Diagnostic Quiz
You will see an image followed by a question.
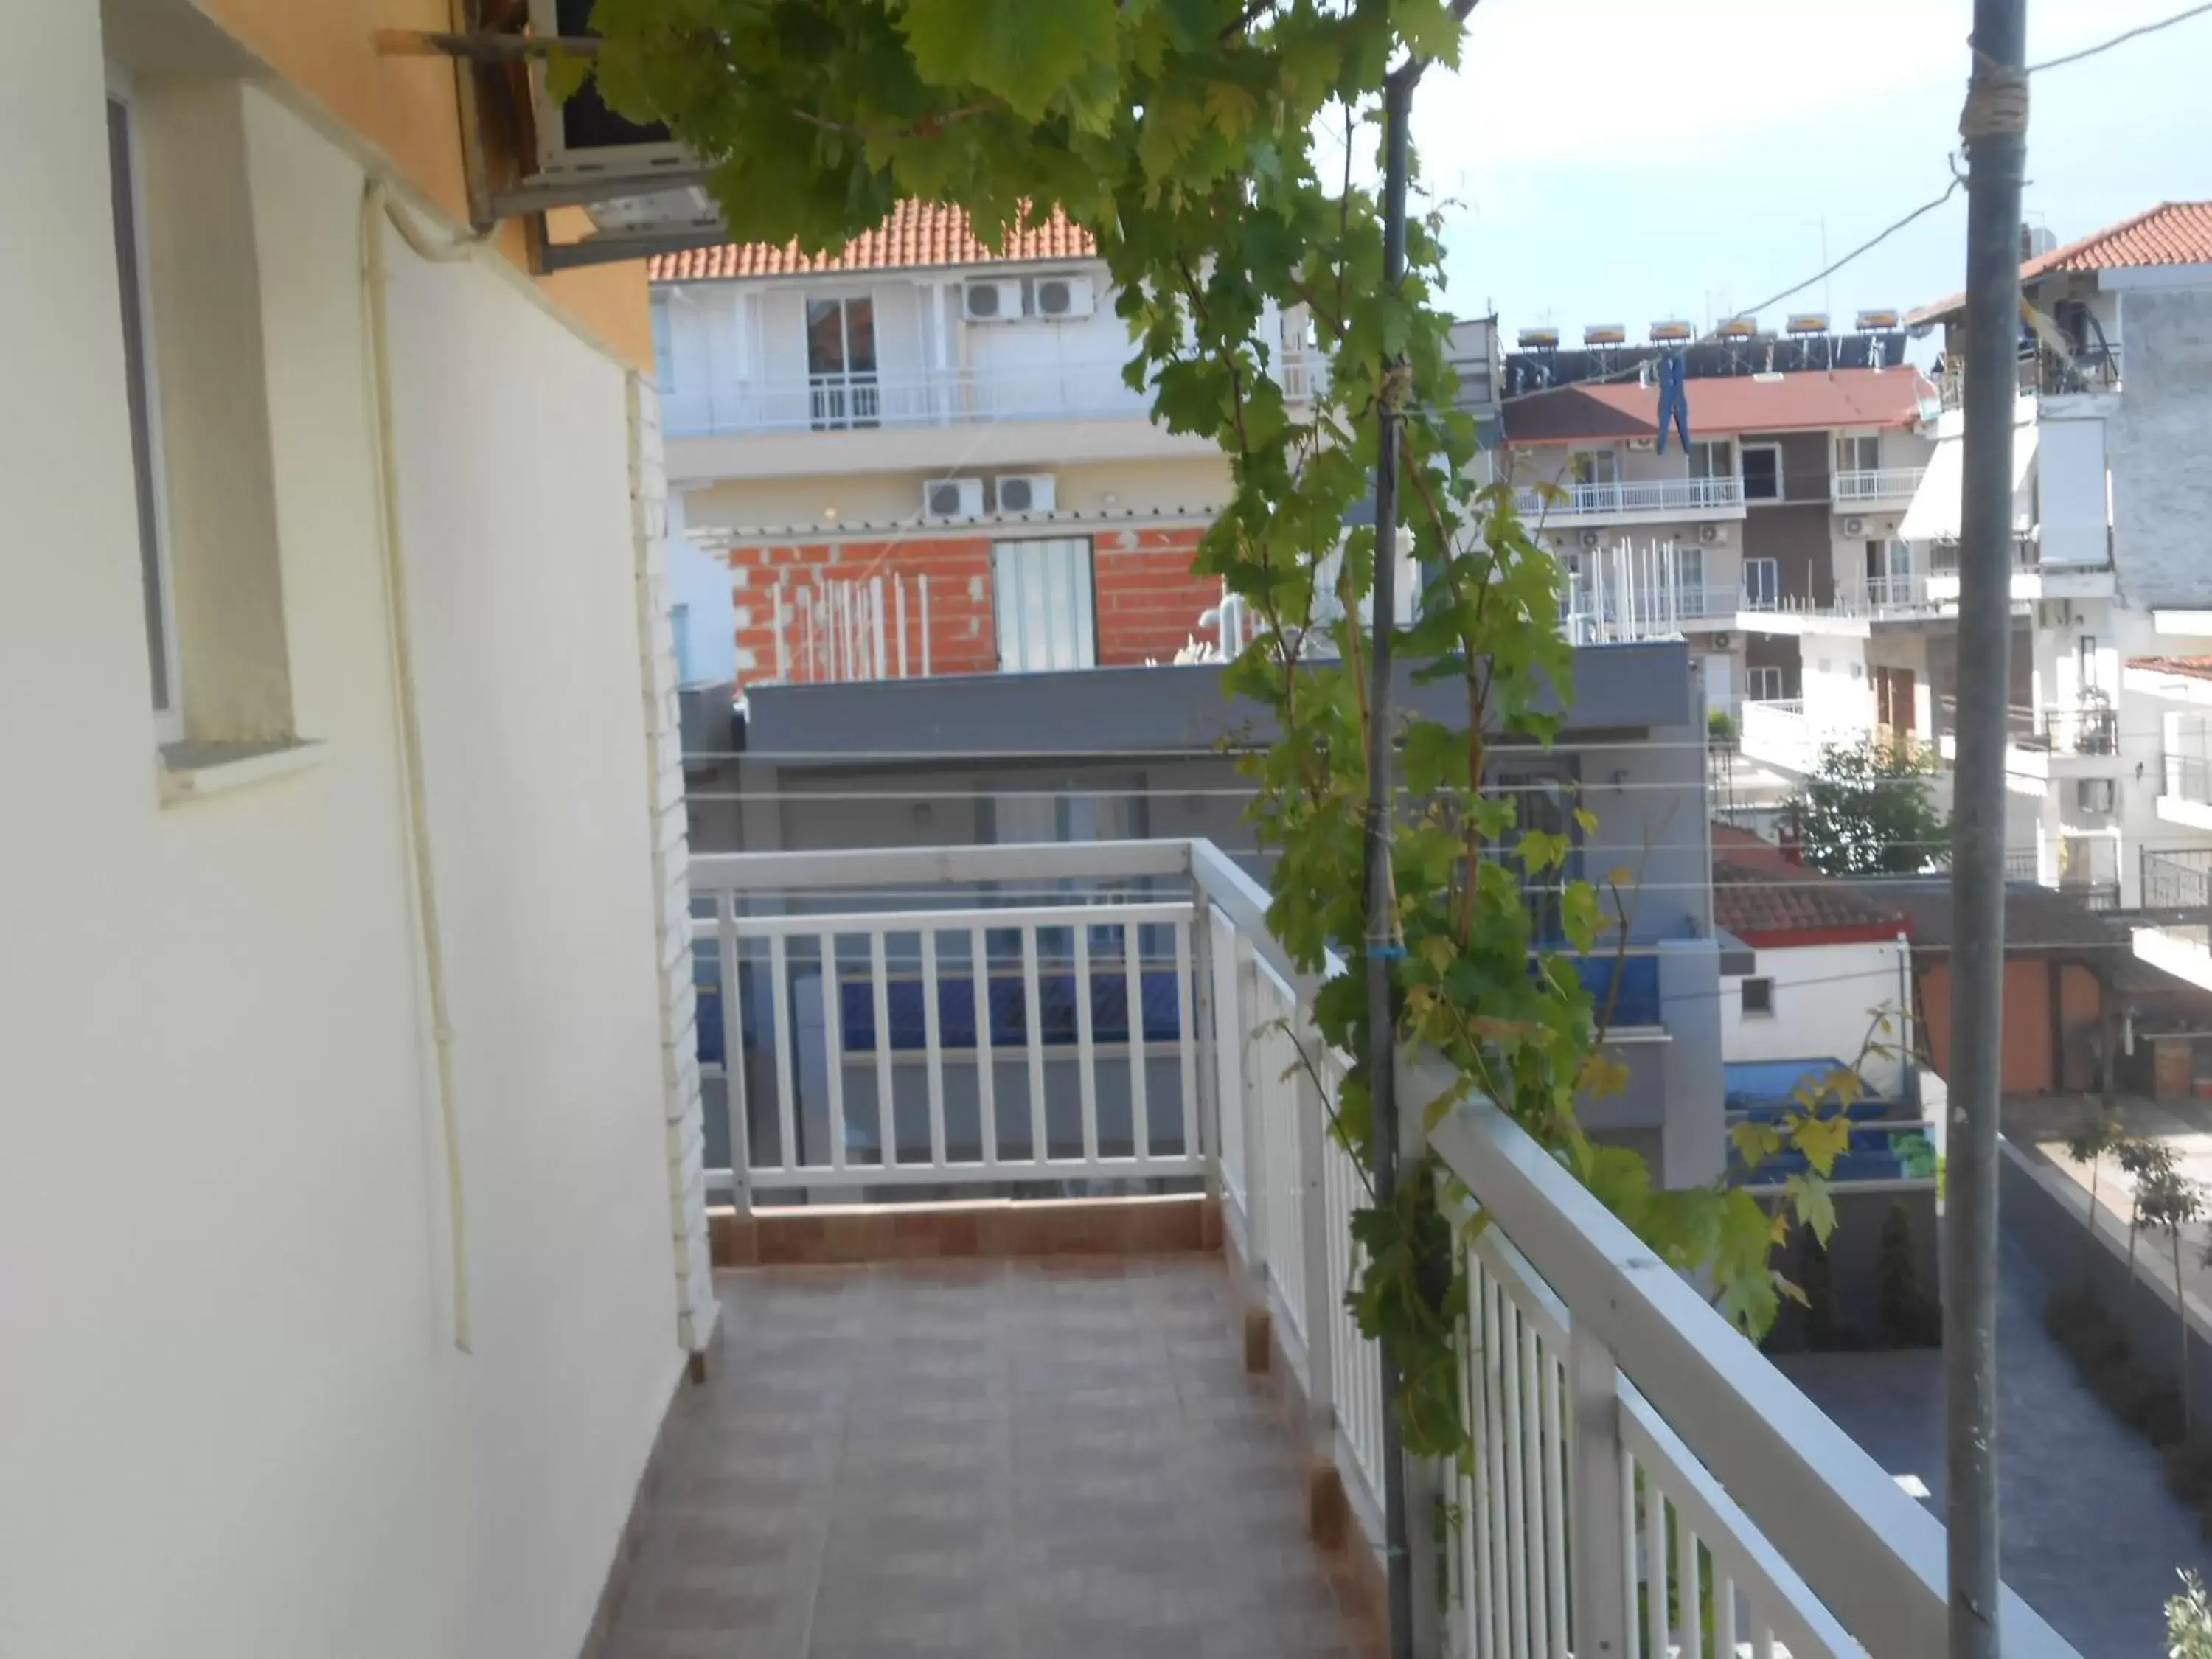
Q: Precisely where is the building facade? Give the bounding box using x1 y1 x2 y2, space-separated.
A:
4 4 711 1656
1497 327 1936 723
1745 206 2212 920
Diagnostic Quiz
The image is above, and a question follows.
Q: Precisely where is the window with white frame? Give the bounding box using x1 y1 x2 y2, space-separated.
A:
804 295 877 429
1745 664 1784 700
1742 557 1780 608
1834 433 1880 475
1568 448 1619 487
1687 439 1733 481
992 537 1096 672
1739 442 1783 502
105 87 181 740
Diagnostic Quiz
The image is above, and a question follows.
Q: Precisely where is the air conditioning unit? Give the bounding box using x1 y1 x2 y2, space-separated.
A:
993 473 1057 515
1843 516 1866 537
1031 275 1096 320
1627 437 1655 453
963 279 1024 322
921 477 986 520
2075 778 2117 815
1700 524 1724 544
1710 633 1735 649
1579 528 1602 549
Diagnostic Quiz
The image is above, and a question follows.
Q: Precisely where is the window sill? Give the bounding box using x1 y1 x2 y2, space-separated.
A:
158 738 326 805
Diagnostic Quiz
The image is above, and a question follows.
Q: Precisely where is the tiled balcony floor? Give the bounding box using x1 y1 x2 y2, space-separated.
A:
605 1256 1376 1659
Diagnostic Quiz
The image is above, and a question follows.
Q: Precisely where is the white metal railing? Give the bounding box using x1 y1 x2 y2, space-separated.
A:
686 838 2078 1659
664 363 1155 437
1514 476 1745 518
1832 467 1927 504
765 570 935 685
1739 698 1814 773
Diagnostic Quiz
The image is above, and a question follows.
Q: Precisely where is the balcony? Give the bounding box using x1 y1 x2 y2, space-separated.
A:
1513 474 1745 524
1925 536 2113 604
2142 846 2212 913
647 838 2072 1658
1937 344 2123 410
1832 467 1926 507
2159 754 2212 833
1562 580 1742 645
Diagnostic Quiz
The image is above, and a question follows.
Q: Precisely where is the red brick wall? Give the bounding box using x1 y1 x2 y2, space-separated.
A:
1093 527 1218 666
725 525 1219 688
728 538 995 689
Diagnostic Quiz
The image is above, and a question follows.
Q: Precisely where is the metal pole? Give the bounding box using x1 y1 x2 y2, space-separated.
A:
1360 63 1417 1659
1945 5 2028 1657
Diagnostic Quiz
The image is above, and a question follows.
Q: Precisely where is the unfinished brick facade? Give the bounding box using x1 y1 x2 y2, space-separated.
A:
726 524 1216 688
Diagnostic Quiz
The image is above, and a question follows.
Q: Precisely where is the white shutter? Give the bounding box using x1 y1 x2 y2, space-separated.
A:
992 538 1096 672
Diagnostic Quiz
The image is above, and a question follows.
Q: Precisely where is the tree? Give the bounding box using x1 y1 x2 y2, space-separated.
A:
2121 1135 2180 1292
582 0 1833 1461
2141 1166 2208 1430
1788 735 1950 877
2168 1568 2212 1658
2065 1102 2127 1278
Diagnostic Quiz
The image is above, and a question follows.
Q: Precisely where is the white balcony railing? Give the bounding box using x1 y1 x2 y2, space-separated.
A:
667 355 1324 439
1514 476 1745 519
1833 467 1927 504
1565 581 1741 645
690 838 2076 1658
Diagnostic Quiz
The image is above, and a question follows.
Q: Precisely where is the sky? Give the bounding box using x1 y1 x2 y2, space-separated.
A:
1406 0 2212 338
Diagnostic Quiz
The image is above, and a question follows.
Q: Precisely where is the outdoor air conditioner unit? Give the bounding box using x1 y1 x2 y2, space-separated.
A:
1032 275 1096 320
1843 515 1867 538
1627 437 1655 453
922 477 987 520
2076 778 2117 815
1700 524 1724 544
1579 528 1602 549
992 473 1057 515
964 279 1025 322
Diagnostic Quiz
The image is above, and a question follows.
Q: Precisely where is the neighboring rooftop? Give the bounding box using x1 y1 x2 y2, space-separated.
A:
1503 366 1930 446
1710 826 1909 945
1908 201 2212 323
648 203 1095 283
2129 655 2212 683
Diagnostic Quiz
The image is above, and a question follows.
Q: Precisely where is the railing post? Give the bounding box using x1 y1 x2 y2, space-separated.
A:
714 890 752 1218
1295 1004 1335 1450
1192 902 1222 1207
1235 934 1267 1285
1568 1323 1632 1658
1395 1054 1442 1658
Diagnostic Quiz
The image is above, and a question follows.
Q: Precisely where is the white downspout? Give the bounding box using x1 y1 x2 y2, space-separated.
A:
359 179 488 1354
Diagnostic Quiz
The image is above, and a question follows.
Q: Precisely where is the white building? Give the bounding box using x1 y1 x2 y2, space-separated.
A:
1753 204 2212 918
650 205 1500 690
3 4 712 1655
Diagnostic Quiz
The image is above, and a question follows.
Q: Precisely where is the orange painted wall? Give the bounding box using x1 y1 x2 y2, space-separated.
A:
1917 959 2104 1095
193 0 652 368
726 527 1219 690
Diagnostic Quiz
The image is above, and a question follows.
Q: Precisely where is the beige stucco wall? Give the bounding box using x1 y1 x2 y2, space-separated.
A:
1 10 682 1656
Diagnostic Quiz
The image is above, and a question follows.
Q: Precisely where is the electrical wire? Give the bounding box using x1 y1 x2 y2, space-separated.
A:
2028 2 2212 72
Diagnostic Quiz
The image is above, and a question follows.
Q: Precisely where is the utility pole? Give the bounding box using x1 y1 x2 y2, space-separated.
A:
1945 3 2028 1656
1361 58 1417 1659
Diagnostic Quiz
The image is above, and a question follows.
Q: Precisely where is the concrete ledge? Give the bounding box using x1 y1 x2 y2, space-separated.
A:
707 1193 1220 1268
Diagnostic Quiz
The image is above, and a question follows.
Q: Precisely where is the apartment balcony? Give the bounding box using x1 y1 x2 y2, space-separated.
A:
1832 467 1926 507
2158 754 2212 834
2141 846 2212 914
1924 537 2114 605
631 837 2071 1659
1562 580 1742 646
1736 698 1839 774
665 364 1229 479
1514 474 1746 527
1937 345 2124 411
1935 702 2114 785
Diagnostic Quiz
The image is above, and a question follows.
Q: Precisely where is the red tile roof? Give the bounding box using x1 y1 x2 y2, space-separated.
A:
2129 655 2212 683
1503 366 1929 446
1908 201 2212 323
648 203 1096 283
1711 826 1910 946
